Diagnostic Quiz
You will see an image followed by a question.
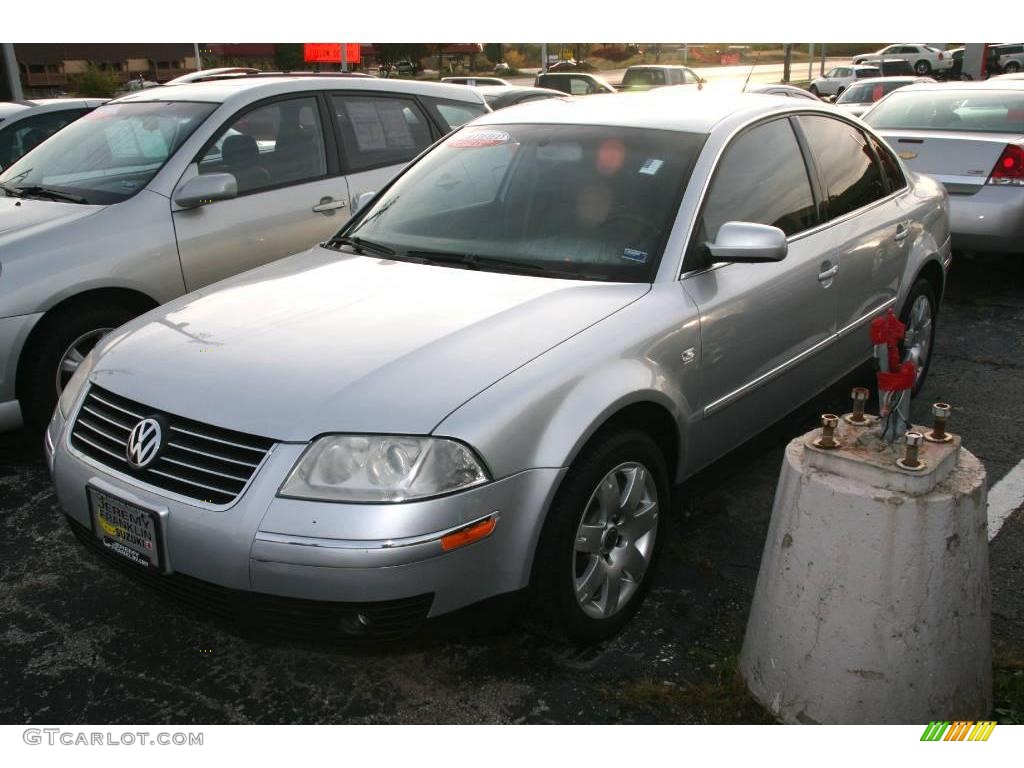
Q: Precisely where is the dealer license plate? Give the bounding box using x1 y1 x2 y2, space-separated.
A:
88 488 162 569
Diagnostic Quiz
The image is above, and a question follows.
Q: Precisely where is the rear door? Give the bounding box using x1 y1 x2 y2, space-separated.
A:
172 93 348 290
681 116 835 467
796 115 909 366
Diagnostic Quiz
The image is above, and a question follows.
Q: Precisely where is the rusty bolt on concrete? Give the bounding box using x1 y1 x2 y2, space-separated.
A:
813 413 841 449
926 402 953 443
844 387 873 426
897 430 926 471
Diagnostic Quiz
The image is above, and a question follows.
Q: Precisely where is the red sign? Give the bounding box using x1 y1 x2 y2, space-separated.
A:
304 43 361 64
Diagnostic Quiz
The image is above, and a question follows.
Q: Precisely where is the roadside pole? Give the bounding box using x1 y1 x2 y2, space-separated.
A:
341 43 348 72
1 43 24 102
782 44 791 83
540 43 547 74
193 43 202 72
808 43 814 81
820 44 826 76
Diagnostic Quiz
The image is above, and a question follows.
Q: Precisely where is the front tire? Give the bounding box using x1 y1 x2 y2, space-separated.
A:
531 427 668 643
808 84 820 97
19 303 137 432
899 278 938 397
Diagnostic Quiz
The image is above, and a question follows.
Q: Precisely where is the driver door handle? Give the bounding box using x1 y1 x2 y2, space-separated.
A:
893 223 909 242
818 264 840 282
312 197 346 214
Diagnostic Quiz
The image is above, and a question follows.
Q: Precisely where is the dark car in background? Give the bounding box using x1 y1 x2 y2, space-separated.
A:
475 86 566 110
534 72 616 95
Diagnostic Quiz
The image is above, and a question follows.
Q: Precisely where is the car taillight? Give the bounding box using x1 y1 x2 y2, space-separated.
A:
988 144 1024 185
938 52 944 60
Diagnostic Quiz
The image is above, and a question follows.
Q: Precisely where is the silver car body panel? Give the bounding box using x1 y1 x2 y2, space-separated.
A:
50 89 951 617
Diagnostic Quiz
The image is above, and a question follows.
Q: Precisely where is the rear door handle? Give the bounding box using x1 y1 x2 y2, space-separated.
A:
312 197 347 214
893 223 909 242
818 264 840 282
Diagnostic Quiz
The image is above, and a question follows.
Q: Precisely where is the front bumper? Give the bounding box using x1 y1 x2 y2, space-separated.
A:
948 185 1024 254
47 407 565 627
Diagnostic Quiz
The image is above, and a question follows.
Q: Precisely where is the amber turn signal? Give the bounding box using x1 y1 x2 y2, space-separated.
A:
441 516 498 552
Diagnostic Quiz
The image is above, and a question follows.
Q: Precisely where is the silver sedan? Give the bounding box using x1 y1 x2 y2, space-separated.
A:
48 90 950 642
864 80 1024 253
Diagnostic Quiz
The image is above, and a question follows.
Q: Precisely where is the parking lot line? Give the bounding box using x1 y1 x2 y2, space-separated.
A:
988 457 1024 541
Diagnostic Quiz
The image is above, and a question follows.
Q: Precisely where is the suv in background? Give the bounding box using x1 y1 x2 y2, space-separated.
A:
619 65 703 90
991 44 1024 73
0 98 106 171
853 44 954 76
809 64 880 98
0 76 488 433
534 72 616 95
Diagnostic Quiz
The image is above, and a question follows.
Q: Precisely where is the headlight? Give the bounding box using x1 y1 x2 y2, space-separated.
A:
58 350 96 419
278 435 490 503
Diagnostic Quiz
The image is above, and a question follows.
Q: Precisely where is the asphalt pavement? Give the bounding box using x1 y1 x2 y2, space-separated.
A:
1 254 1021 724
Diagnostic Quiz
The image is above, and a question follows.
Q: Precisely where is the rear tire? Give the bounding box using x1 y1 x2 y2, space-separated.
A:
808 84 820 97
915 60 933 76
20 303 137 433
1005 61 1021 73
899 278 938 397
531 427 668 644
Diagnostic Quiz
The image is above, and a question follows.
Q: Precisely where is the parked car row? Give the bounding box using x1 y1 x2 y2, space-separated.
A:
0 97 106 171
15 67 1022 644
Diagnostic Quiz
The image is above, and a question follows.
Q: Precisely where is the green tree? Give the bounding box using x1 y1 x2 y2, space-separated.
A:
74 65 119 98
274 43 304 71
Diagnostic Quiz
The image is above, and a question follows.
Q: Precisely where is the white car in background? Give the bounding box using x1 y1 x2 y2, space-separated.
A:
0 98 106 171
808 65 880 98
853 45 954 76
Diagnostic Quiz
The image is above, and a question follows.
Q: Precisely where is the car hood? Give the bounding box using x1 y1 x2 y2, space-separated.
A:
0 195 104 244
91 246 649 441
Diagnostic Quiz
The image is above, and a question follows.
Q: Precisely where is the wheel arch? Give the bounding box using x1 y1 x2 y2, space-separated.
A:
15 287 159 403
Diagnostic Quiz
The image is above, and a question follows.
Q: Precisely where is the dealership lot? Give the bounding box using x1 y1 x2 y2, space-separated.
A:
1 253 1021 724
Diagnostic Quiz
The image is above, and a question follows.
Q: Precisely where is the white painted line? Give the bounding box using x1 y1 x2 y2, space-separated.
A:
988 457 1024 542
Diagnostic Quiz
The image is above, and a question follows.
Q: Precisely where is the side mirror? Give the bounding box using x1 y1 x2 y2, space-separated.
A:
354 191 376 213
706 221 788 263
174 173 238 209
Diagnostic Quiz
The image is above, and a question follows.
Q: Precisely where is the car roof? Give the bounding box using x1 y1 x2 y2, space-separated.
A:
626 64 692 69
471 87 839 133
893 79 1024 93
475 85 561 95
110 76 487 107
848 76 930 86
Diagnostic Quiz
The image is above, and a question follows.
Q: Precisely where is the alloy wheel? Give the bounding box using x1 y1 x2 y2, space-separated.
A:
572 462 659 620
905 294 933 384
56 328 112 395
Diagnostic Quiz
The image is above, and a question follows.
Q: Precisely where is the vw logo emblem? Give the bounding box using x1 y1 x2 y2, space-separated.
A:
126 418 163 469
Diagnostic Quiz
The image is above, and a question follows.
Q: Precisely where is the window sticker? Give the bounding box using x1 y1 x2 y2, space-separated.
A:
448 128 515 149
638 158 664 176
346 101 388 151
622 248 649 263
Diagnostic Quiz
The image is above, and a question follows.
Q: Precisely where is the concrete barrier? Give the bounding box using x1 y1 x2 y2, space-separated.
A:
740 420 990 724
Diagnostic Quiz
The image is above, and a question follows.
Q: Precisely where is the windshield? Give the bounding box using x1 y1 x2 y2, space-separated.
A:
340 123 705 282
865 90 1024 133
838 81 907 104
0 101 216 205
623 69 666 87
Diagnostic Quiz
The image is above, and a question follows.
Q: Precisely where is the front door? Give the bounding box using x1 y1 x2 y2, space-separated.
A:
172 94 350 291
681 117 838 470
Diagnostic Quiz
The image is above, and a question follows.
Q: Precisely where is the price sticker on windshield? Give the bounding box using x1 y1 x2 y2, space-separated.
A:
448 128 517 149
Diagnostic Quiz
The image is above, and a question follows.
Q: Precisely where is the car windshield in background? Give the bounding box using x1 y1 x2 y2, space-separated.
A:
0 101 216 205
865 90 1024 133
342 123 705 282
838 81 906 104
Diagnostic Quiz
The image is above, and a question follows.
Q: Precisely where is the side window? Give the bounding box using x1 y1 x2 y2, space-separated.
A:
798 115 888 220
867 132 906 192
422 98 486 132
199 97 327 195
332 94 432 173
697 118 817 249
569 78 591 95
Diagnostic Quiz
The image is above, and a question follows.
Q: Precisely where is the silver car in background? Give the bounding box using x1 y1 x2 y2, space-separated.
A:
48 90 950 642
0 97 106 171
833 76 935 117
0 76 487 433
864 79 1024 253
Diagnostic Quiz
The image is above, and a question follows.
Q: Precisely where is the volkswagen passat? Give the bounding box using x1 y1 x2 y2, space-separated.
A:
49 90 951 642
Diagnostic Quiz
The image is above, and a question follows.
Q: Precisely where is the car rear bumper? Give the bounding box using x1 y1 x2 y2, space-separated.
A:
948 186 1024 254
48 405 565 632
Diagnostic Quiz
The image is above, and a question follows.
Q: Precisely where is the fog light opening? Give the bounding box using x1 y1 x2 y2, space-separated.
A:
338 612 374 636
440 515 498 552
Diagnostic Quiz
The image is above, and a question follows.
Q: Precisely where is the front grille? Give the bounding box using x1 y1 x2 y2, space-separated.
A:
68 518 434 640
70 385 274 506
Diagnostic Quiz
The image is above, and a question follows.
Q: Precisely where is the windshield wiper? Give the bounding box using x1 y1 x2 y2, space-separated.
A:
404 250 604 280
324 235 396 257
12 185 89 204
0 182 25 198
